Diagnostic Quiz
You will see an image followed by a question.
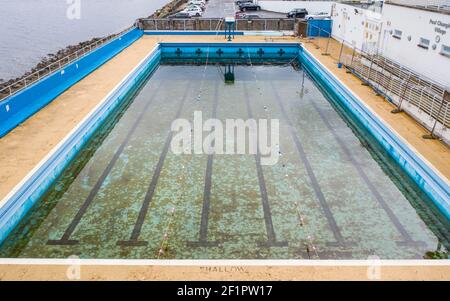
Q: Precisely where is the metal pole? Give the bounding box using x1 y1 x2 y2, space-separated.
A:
392 75 411 113
338 40 344 63
315 27 321 49
362 52 374 86
423 91 447 139
346 46 355 73
322 29 330 55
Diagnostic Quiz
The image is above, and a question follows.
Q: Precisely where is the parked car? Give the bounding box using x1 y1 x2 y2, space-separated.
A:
305 12 331 20
235 11 245 18
186 4 205 11
188 0 206 4
242 13 260 19
188 0 206 10
235 0 253 6
183 6 203 17
239 3 261 11
168 12 191 19
287 8 308 19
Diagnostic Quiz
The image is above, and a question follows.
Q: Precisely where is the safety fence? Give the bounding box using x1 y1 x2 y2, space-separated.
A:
304 21 449 141
138 18 296 32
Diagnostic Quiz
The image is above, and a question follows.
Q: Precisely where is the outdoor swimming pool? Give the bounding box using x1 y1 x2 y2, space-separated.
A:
0 62 448 259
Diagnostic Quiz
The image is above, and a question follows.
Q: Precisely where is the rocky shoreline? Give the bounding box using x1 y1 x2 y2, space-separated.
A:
148 0 187 18
0 0 186 99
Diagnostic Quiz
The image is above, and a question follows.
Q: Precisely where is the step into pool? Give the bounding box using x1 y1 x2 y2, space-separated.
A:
0 63 448 259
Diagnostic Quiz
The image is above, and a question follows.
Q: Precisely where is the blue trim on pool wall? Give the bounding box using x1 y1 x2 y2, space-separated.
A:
0 45 162 244
144 31 245 36
298 47 450 220
0 28 144 138
160 42 300 60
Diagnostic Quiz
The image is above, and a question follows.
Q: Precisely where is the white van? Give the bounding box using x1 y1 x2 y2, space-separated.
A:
183 6 203 17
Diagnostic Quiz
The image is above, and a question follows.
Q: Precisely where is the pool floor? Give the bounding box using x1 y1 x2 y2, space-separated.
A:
0 64 448 259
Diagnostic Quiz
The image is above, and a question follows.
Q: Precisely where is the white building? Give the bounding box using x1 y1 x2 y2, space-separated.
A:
380 2 450 88
330 0 450 88
331 2 382 53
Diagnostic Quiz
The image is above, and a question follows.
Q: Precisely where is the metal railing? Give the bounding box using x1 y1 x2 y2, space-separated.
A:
0 26 136 102
138 18 296 32
385 0 450 12
304 22 449 140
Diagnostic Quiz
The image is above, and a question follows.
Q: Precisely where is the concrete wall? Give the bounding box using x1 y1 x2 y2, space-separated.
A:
258 0 333 14
380 3 450 88
331 2 382 51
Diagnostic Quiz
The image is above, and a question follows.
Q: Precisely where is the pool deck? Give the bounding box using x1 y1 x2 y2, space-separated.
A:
0 34 449 280
0 260 449 280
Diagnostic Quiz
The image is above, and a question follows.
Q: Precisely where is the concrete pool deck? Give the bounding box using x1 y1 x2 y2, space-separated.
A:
0 34 448 280
0 260 449 280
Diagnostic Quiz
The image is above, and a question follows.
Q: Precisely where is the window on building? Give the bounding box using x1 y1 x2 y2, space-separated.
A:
392 29 402 39
418 38 430 49
440 44 450 57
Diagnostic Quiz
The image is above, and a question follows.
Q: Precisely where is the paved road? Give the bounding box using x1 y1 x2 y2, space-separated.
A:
202 0 285 18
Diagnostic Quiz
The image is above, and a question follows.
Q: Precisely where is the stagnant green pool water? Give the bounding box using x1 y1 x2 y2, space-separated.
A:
0 64 448 259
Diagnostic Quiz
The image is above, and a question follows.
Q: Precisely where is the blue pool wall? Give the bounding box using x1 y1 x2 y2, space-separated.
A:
0 44 162 244
0 41 448 245
0 28 144 138
298 47 450 220
160 42 300 60
144 31 245 36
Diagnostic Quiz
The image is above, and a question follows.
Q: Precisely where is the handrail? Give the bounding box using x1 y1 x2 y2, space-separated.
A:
0 25 136 102
303 20 449 141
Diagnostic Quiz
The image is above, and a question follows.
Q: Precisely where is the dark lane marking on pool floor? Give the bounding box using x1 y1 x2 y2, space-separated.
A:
308 91 425 247
243 82 288 248
118 81 192 247
188 80 220 247
270 81 348 248
47 80 165 246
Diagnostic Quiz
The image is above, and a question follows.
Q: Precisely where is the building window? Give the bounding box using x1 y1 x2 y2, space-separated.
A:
440 44 450 57
392 29 402 39
418 38 430 49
